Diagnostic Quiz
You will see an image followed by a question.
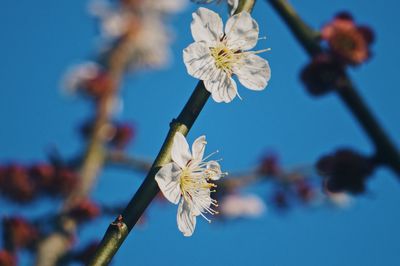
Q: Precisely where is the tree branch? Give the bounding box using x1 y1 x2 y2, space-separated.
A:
88 1 257 265
34 26 139 266
267 0 400 176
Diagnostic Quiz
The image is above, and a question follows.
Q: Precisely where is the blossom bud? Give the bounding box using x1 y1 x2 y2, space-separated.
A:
300 53 345 97
0 250 16 266
67 199 100 223
295 180 315 202
29 163 55 194
1 165 36 203
110 122 135 150
258 153 280 176
2 217 39 250
53 168 79 197
63 62 114 100
84 72 115 99
321 12 374 65
317 149 375 194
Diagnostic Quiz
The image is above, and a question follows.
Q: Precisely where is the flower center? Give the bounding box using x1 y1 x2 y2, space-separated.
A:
179 165 219 222
210 44 238 75
331 30 367 63
179 169 216 197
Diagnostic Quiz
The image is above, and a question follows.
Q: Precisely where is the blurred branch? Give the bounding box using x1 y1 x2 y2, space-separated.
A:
105 152 317 191
88 1 257 265
267 0 400 175
34 25 138 266
105 151 152 172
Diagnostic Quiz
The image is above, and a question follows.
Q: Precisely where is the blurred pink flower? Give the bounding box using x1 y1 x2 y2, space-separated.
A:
321 12 374 65
0 250 16 266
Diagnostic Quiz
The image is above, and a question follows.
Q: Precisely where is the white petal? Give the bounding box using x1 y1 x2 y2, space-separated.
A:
227 0 239 15
171 132 192 169
102 12 130 38
234 54 271 91
191 7 223 45
206 160 222 180
192 135 207 162
225 11 259 51
62 62 100 92
177 200 196 237
155 162 182 204
143 0 187 13
192 188 212 216
183 42 216 80
204 71 238 103
220 194 266 218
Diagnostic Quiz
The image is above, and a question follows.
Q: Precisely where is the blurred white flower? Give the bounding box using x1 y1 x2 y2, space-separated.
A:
142 0 188 14
101 11 134 38
327 192 353 208
62 62 101 93
220 194 266 218
127 16 171 69
89 0 136 39
191 0 239 15
90 0 187 70
155 132 225 236
183 8 271 103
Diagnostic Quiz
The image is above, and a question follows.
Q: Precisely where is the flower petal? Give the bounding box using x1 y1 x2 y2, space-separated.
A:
225 11 259 51
204 70 238 103
192 135 207 162
227 0 239 15
206 160 223 180
155 162 182 204
191 7 223 45
183 42 216 80
171 132 192 169
192 188 212 216
177 199 196 237
234 54 271 90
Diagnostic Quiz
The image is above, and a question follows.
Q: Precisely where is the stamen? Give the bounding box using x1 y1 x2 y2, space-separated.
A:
202 150 219 161
242 48 271 55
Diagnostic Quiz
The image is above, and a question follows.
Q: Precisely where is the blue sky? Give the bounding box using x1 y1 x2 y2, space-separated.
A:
1 0 400 265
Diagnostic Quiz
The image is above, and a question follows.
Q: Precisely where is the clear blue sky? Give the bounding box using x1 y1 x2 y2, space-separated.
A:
0 0 399 265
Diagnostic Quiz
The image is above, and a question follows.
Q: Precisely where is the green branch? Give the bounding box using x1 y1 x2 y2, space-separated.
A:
267 0 400 175
88 1 256 265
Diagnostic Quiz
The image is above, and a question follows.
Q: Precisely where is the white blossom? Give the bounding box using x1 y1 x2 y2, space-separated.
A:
155 132 225 236
327 192 353 208
142 0 188 14
183 7 271 103
62 62 101 93
220 194 266 218
191 0 238 15
89 0 187 69
127 15 171 69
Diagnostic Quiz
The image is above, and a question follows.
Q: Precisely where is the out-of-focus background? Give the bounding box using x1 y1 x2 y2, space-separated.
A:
0 0 399 265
